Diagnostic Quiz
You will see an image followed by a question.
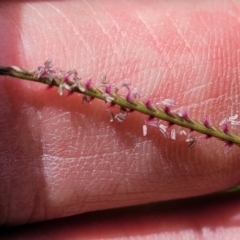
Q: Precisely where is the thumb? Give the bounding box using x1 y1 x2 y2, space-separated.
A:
0 0 240 226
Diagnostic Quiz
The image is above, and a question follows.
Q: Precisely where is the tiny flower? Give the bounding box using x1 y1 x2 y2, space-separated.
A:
126 91 132 102
99 75 111 91
63 70 85 92
156 99 176 115
71 80 86 92
103 93 115 103
114 110 127 123
222 123 230 134
105 85 111 94
85 78 92 90
145 99 151 108
34 59 56 81
44 58 54 69
182 111 189 121
114 82 131 93
131 88 142 99
145 99 156 111
164 106 171 115
100 81 115 102
126 88 142 102
178 109 191 122
60 69 77 84
203 116 211 128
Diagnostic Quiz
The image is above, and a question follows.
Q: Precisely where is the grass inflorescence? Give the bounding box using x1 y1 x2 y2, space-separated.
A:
1 59 240 149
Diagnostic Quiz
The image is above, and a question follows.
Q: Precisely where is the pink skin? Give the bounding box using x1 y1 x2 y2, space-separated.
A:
1 0 240 238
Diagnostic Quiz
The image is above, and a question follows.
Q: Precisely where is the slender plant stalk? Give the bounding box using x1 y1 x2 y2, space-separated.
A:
1 62 240 146
1 61 240 193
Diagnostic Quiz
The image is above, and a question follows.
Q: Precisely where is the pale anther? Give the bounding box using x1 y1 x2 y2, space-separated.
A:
109 111 114 122
159 124 168 138
157 99 176 107
180 129 187 135
143 124 147 136
229 114 238 121
186 136 196 149
103 93 115 103
114 111 127 123
171 129 176 140
219 118 228 126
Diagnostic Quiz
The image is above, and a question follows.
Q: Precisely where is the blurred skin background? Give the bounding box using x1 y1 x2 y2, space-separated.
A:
1 0 240 239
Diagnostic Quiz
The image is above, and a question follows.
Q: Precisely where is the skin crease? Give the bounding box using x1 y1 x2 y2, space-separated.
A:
1 0 240 238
